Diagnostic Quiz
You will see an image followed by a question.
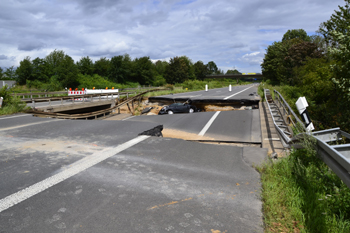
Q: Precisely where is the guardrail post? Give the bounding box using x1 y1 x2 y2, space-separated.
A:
127 93 129 99
32 100 35 108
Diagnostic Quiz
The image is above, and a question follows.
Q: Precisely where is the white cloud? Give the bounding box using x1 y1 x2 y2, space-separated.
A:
0 0 345 72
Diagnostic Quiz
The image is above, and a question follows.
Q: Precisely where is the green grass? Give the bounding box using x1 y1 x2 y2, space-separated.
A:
258 136 350 233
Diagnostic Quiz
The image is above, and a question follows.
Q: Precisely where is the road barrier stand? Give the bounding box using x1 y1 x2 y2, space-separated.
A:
295 97 314 132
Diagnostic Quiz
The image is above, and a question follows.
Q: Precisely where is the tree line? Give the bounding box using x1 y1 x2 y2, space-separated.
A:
0 50 242 90
261 0 350 131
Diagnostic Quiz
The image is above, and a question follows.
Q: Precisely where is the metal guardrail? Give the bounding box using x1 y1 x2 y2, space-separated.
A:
264 89 293 147
273 90 304 129
312 128 350 189
26 88 165 120
265 88 350 189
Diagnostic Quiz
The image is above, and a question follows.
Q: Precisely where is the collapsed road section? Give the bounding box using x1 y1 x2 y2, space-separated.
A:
148 84 260 112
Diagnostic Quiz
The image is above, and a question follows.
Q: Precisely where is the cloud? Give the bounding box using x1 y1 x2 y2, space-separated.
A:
18 41 46 51
0 55 8 60
0 0 345 72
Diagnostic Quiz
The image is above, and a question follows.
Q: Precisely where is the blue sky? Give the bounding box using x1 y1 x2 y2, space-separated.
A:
0 0 345 73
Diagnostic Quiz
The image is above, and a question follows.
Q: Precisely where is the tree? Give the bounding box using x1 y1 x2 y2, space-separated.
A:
319 0 350 100
226 69 241 75
94 57 110 77
261 41 289 84
285 41 324 70
108 54 132 83
45 50 79 88
319 0 350 47
164 56 190 84
76 56 94 76
132 56 154 85
32 57 49 83
261 35 317 85
193 61 208 80
154 60 168 76
4 66 17 80
282 29 310 42
16 56 33 85
206 61 218 75
0 67 4 79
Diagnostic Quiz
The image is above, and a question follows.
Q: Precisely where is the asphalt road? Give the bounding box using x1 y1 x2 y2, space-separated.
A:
149 84 260 102
125 110 261 143
0 87 266 232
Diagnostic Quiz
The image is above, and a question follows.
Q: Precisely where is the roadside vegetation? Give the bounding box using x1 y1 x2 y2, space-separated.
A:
0 86 28 115
259 1 350 232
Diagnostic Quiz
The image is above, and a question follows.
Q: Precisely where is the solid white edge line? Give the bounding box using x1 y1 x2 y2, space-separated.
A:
198 111 221 136
0 119 62 131
122 116 136 121
0 135 150 213
0 114 31 120
223 85 254 100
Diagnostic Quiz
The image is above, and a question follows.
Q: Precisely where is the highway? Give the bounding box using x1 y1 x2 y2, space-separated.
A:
0 84 266 232
149 83 260 102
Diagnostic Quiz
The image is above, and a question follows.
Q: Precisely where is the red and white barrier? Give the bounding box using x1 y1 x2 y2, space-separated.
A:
67 88 119 101
68 90 86 96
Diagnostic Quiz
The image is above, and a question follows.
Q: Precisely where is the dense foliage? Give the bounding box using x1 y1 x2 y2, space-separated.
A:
2 50 228 91
261 0 350 132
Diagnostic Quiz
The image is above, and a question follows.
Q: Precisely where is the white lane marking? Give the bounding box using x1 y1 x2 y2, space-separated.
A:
198 111 221 136
223 86 254 100
0 119 61 131
0 135 150 213
0 114 31 120
122 116 136 121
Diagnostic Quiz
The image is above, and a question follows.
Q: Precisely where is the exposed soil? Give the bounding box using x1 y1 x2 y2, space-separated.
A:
162 129 214 141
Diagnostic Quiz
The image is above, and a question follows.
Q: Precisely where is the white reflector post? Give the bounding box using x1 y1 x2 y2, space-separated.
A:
229 85 232 92
0 97 3 108
205 84 208 92
296 97 314 132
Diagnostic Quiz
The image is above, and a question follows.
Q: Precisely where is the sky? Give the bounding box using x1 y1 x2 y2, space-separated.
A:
0 0 345 73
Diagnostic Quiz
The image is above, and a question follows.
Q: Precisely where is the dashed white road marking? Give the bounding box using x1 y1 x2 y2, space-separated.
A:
0 135 150 213
223 86 254 100
198 111 221 136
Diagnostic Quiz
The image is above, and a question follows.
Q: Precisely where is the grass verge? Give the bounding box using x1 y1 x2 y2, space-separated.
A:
257 136 350 232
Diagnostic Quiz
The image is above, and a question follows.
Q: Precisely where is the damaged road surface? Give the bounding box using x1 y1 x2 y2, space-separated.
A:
0 84 266 232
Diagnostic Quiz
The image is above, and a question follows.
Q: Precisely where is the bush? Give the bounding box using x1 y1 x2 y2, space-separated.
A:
0 85 27 115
